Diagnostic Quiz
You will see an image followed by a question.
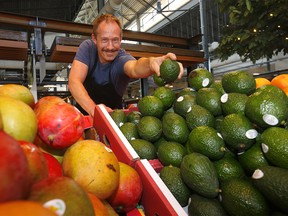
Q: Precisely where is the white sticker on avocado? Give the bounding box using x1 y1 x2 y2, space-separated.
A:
43 199 66 216
261 143 269 153
237 151 245 156
177 96 184 102
263 114 278 126
218 194 223 202
104 146 113 152
202 78 210 87
252 169 264 179
217 132 223 139
220 94 228 103
245 129 258 139
119 122 124 127
187 107 192 113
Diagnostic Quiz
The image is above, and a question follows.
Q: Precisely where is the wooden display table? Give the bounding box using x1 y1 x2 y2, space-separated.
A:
50 36 205 67
0 29 28 61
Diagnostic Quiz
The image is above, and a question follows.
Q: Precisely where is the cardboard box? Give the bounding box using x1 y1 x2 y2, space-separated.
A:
93 105 188 215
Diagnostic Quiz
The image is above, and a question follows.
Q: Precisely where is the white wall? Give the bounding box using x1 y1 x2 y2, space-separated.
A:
210 51 288 76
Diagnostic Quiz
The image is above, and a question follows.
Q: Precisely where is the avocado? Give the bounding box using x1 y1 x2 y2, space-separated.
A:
160 59 180 84
180 152 219 198
159 165 191 207
220 178 270 216
188 193 228 216
252 165 288 214
162 112 189 144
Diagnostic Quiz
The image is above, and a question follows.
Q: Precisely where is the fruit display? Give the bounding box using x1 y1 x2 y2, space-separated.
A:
34 96 86 149
0 84 35 108
0 130 31 202
28 176 95 216
187 68 213 91
159 165 190 207
19 140 49 184
0 85 145 215
107 162 143 213
0 201 58 216
62 140 120 200
109 69 288 215
2 67 288 215
0 96 37 142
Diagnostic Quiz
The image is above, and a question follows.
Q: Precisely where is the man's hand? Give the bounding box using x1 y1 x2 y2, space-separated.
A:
150 52 184 79
89 104 113 117
97 104 113 113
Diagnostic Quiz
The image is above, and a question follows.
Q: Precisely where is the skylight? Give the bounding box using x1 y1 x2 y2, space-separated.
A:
126 0 190 32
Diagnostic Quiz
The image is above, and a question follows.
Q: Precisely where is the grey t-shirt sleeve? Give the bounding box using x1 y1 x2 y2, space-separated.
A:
74 39 96 71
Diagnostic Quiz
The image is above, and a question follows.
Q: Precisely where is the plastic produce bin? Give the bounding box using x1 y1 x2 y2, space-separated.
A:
93 105 189 215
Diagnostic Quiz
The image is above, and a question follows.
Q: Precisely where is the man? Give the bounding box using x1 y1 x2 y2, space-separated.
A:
68 14 184 117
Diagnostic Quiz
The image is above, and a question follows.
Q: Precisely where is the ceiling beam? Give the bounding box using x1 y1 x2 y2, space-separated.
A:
0 11 191 47
123 0 158 29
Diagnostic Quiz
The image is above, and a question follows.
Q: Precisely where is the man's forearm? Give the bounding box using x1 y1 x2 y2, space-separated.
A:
134 57 155 78
68 81 96 116
126 57 156 79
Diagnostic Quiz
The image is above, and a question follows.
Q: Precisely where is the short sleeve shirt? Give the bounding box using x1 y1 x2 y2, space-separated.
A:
74 39 135 96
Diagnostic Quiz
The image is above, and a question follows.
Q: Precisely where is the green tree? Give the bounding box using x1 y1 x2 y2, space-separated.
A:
215 0 288 63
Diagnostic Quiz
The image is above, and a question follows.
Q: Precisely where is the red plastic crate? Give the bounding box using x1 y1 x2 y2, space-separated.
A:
93 105 189 215
93 105 139 166
134 159 187 216
82 115 93 129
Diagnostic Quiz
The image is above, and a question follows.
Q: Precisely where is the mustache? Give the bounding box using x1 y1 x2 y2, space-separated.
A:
103 48 118 52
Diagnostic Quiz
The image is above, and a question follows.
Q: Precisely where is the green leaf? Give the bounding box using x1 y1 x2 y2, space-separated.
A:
246 0 252 11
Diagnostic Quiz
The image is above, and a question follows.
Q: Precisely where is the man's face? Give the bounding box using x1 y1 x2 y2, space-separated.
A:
94 21 122 63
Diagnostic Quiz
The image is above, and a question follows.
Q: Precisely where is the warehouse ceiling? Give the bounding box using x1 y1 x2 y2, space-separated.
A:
0 0 200 39
0 0 160 30
0 0 85 21
0 0 200 34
